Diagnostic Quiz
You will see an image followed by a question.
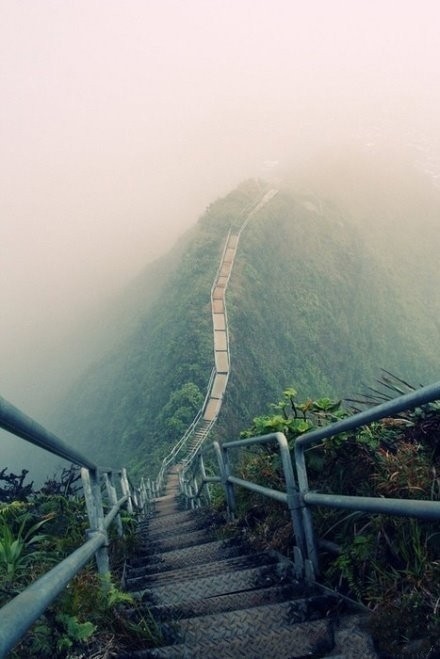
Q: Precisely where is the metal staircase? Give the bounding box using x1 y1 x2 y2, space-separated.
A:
1 183 440 655
119 469 377 658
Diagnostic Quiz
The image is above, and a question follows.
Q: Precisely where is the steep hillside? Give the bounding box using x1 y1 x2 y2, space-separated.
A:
54 181 268 474
54 176 439 476
220 188 438 440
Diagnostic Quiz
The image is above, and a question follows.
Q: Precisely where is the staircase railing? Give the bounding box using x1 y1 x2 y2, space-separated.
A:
179 381 440 580
155 231 235 491
0 394 148 657
155 366 216 493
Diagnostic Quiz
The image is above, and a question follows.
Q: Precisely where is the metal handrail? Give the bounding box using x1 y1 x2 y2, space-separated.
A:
0 395 97 469
155 367 216 492
293 380 440 574
180 382 440 580
0 394 147 656
0 530 106 656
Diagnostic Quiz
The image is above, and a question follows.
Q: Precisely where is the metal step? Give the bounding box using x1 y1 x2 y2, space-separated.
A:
137 528 218 555
145 511 195 531
152 509 182 519
126 539 246 574
166 597 340 644
120 488 377 658
131 561 295 605
141 518 203 541
125 552 278 589
131 618 334 658
147 582 318 622
143 615 375 657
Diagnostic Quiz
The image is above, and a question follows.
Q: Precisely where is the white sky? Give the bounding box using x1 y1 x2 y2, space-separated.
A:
1 0 440 413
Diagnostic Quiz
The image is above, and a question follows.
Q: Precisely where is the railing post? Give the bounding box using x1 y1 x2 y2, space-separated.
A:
192 474 200 508
189 483 196 509
81 468 110 575
183 479 190 508
120 468 134 514
275 432 308 577
152 478 158 498
132 487 140 509
186 481 192 509
103 472 123 537
222 445 236 517
294 445 319 577
199 453 211 504
214 441 235 518
139 478 148 514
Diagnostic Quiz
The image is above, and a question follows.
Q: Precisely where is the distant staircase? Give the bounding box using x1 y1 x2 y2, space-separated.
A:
156 189 279 485
119 469 378 658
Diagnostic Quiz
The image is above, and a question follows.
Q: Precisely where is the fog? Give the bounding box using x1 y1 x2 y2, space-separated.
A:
1 0 440 477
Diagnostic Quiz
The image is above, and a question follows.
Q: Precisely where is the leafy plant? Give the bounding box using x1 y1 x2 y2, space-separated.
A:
0 513 51 583
233 382 440 653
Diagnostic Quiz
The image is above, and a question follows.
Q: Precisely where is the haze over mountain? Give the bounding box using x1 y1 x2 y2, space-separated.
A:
2 1 440 478
48 163 439 478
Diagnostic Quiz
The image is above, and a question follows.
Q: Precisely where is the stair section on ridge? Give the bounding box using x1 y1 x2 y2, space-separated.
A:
160 189 279 472
119 469 377 658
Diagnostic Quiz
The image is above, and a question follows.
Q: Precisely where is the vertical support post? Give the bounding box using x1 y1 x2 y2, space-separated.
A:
222 445 236 518
294 444 319 577
120 468 133 514
199 454 211 504
192 472 199 508
276 433 307 561
138 478 145 512
81 468 110 575
139 478 148 514
132 488 139 510
189 483 196 510
103 472 123 537
214 441 235 519
183 479 190 508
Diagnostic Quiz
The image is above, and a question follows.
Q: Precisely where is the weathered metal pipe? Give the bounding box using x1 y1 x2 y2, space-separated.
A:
0 532 105 657
0 395 97 469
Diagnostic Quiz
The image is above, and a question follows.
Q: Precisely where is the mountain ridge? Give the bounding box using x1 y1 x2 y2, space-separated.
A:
53 173 439 477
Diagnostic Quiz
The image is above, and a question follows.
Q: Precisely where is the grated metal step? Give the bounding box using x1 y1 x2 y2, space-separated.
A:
129 618 334 658
146 582 318 621
142 518 203 541
137 528 218 554
167 596 340 643
145 510 194 531
125 552 278 589
131 561 295 605
126 538 246 574
118 483 377 658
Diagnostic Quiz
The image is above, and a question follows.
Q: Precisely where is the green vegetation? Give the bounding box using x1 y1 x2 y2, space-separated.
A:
53 177 439 479
0 469 161 657
6 169 440 654
53 181 268 476
230 377 440 656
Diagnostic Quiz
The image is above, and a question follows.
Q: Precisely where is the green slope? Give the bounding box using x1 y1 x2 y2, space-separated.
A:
54 175 439 476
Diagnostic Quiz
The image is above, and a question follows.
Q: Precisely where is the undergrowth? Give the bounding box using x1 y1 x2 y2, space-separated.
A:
227 374 440 657
0 468 161 657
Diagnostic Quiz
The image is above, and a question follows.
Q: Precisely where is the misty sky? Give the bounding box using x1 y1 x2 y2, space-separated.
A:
2 0 440 420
